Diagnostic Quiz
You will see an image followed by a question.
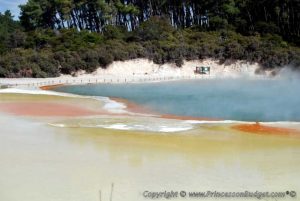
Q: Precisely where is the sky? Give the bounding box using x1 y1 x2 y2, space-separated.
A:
0 0 27 19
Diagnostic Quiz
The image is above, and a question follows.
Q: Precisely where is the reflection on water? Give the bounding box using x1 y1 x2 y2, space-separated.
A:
0 93 300 201
49 116 196 132
1 114 300 201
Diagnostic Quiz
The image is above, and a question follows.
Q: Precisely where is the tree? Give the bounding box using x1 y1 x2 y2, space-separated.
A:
0 10 24 53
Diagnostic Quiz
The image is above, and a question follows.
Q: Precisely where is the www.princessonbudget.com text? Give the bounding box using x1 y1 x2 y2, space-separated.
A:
142 190 296 199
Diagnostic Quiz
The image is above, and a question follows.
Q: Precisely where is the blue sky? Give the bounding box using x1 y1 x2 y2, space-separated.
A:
0 0 28 19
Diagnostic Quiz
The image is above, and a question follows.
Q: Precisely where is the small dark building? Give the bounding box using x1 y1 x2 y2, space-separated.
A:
195 66 210 75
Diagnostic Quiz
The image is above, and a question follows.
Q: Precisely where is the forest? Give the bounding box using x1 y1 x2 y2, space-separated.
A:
0 0 299 78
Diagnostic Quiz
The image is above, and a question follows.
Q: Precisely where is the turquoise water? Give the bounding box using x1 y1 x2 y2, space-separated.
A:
55 79 300 122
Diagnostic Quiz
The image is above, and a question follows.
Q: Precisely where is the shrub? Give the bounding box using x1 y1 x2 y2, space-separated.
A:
103 25 126 40
135 16 174 41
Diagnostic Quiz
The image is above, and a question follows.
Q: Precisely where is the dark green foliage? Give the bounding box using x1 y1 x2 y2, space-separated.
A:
98 52 114 68
255 22 280 35
16 0 300 44
209 16 228 30
103 26 126 40
0 11 24 53
135 17 174 41
0 0 299 78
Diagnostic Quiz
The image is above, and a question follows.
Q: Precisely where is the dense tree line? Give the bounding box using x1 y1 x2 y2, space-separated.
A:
0 0 299 78
19 0 300 43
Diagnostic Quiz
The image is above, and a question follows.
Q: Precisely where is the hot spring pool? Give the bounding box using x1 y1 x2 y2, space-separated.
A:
55 79 300 122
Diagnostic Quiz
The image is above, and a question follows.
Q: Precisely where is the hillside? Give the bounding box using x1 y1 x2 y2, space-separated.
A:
0 0 299 78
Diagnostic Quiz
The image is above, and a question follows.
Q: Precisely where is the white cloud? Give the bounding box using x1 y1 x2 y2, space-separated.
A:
0 0 28 19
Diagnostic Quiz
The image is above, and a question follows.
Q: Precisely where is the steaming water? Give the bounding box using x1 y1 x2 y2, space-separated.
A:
1 88 300 201
55 79 300 122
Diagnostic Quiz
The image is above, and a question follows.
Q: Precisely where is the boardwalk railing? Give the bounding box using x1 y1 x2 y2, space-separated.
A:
0 74 218 88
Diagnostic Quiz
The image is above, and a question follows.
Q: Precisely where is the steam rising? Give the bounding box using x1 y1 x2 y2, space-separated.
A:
56 74 300 122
